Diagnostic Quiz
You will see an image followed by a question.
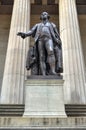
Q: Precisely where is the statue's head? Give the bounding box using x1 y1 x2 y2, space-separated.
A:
40 12 50 20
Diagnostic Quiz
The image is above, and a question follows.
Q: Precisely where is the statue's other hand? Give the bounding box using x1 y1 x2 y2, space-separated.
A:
17 32 26 39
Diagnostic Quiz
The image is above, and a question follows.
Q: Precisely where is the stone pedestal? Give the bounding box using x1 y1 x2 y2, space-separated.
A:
24 77 66 117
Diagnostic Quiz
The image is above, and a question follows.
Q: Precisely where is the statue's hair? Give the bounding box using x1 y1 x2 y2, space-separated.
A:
40 12 50 20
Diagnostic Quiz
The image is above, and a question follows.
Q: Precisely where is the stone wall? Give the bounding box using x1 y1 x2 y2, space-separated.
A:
0 15 11 95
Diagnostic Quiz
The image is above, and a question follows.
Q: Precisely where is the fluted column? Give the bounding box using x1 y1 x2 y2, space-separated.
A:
0 0 30 104
59 0 86 103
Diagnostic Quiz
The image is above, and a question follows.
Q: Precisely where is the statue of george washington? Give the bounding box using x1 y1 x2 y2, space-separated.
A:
17 12 63 76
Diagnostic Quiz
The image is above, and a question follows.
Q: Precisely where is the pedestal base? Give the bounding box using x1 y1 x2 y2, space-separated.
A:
0 117 86 129
24 78 66 117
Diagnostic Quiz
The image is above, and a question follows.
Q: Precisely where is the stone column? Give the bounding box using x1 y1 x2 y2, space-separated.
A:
59 0 86 103
0 0 30 104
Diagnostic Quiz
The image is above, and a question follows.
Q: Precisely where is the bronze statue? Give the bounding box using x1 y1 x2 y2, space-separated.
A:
17 12 63 76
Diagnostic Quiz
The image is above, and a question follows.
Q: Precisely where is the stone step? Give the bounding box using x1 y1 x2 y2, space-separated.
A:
65 104 86 117
0 117 86 130
67 109 86 111
0 127 86 130
0 104 24 108
0 104 86 117
0 104 24 116
66 104 86 108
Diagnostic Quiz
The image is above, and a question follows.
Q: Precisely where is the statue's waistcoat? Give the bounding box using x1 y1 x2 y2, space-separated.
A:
34 22 56 43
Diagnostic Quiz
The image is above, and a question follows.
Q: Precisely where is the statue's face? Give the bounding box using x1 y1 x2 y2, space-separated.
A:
41 12 49 20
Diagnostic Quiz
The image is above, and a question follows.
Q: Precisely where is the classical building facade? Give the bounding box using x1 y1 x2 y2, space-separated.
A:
0 0 86 129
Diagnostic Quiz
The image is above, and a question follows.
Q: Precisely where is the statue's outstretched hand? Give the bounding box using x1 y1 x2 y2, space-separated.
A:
17 32 26 39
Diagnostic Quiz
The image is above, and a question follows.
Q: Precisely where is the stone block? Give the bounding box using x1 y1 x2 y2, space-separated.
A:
24 78 66 117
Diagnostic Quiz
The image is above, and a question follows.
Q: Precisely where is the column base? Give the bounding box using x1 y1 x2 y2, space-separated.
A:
24 78 66 117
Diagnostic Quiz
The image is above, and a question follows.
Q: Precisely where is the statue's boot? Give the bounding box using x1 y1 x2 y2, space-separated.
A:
50 72 57 75
50 67 57 75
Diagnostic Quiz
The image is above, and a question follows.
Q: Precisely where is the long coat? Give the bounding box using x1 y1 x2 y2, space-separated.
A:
28 22 61 44
26 22 63 74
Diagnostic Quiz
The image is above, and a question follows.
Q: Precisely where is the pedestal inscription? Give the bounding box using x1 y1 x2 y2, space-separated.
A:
24 78 66 117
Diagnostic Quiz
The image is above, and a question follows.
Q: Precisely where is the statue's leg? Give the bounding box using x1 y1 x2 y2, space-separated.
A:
45 39 56 75
38 40 46 75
